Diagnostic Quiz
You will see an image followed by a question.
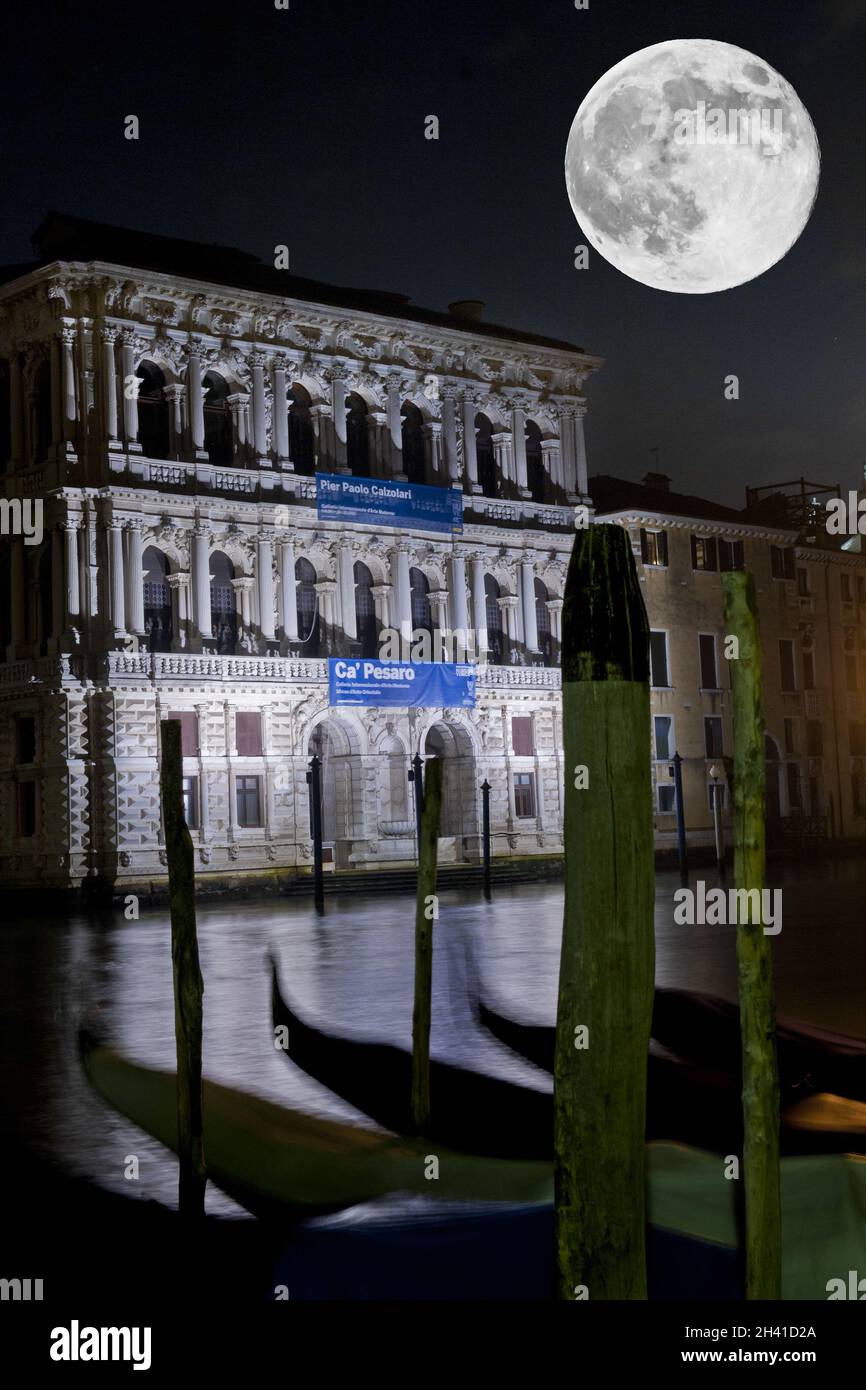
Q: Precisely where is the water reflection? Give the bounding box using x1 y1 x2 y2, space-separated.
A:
0 861 863 1217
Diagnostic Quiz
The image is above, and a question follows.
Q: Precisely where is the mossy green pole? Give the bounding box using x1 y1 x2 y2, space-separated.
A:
554 524 655 1300
722 572 781 1300
411 756 443 1136
160 718 206 1220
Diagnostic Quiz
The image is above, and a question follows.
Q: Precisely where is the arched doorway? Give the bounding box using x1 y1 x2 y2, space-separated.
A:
209 550 237 654
289 384 315 474
424 722 477 860
308 718 363 868
354 561 377 658
137 362 170 459
203 371 232 467
143 546 173 652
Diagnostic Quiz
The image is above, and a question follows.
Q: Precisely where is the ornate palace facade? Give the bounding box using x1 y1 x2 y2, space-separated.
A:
0 216 599 892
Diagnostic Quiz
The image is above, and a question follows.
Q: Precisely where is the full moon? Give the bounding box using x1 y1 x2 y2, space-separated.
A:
565 39 820 293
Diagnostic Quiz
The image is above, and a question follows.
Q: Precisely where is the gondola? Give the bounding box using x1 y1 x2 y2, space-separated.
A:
272 961 866 1156
80 1034 553 1222
271 960 551 1159
478 989 866 1101
271 1144 866 1302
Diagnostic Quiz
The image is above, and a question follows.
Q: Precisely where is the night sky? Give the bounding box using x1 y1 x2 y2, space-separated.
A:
3 0 864 506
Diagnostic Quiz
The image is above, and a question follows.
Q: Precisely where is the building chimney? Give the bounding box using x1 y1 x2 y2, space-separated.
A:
642 471 671 493
448 299 485 322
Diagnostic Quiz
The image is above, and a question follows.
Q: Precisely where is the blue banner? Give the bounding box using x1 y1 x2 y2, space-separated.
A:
328 658 476 709
316 472 463 535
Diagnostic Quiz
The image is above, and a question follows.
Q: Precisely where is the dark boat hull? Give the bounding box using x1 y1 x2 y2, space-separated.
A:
273 964 866 1157
479 989 866 1102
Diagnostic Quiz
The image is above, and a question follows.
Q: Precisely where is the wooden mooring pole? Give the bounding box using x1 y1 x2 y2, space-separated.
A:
411 757 443 1136
554 524 655 1300
160 718 206 1220
722 571 781 1300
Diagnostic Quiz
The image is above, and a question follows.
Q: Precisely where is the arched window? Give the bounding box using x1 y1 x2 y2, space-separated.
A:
535 577 552 664
475 414 496 498
289 383 315 475
526 421 545 503
345 393 370 477
485 574 504 665
143 547 173 653
354 561 377 658
137 362 170 460
383 735 408 822
203 372 232 467
33 360 52 465
410 567 433 637
401 402 425 485
209 551 236 654
296 557 320 654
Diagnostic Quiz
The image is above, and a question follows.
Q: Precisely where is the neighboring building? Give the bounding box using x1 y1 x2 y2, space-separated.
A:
593 471 866 852
0 214 600 893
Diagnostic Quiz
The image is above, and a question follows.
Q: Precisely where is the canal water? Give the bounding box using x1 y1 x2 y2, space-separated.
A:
0 860 863 1218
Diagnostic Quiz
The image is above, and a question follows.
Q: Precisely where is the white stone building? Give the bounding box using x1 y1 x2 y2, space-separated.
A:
0 216 601 893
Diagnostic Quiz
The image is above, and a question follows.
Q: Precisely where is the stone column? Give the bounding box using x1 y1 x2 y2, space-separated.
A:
498 594 519 644
257 532 276 642
391 544 412 645
101 326 121 449
232 576 254 629
441 388 461 485
339 542 357 641
423 421 443 486
61 325 79 457
119 329 139 451
62 517 80 625
368 411 387 477
279 537 299 642
164 384 185 459
272 359 290 467
511 403 531 498
574 405 588 496
187 345 207 459
125 520 145 636
492 432 513 490
559 406 580 499
227 393 250 463
192 523 213 641
108 519 126 636
371 583 392 630
310 403 334 472
429 590 449 650
471 554 488 654
546 597 564 647
51 525 64 644
386 376 406 479
541 437 561 496
167 572 191 650
331 372 349 472
315 580 337 633
521 554 539 655
250 353 270 467
461 392 480 493
449 552 469 649
9 351 24 468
